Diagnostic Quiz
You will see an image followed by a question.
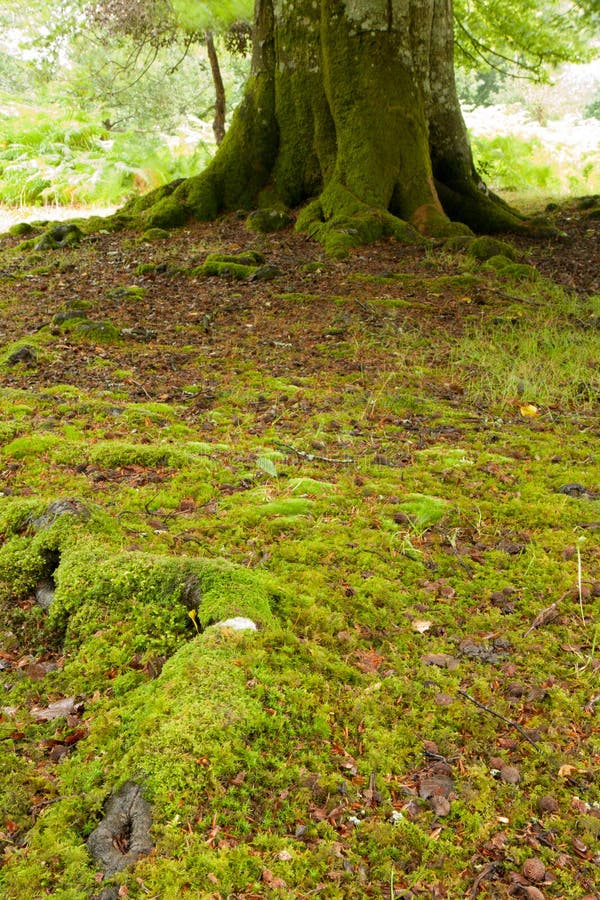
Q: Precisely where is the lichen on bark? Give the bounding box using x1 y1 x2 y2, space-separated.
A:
129 0 538 254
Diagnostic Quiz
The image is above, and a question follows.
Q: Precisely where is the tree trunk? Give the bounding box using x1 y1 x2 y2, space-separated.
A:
133 0 533 252
205 31 226 146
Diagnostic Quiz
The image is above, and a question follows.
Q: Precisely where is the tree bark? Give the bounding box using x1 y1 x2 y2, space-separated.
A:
132 0 533 252
205 31 226 146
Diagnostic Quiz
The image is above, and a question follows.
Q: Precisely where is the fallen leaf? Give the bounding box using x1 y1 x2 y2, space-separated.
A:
421 653 459 670
519 404 540 417
30 697 83 722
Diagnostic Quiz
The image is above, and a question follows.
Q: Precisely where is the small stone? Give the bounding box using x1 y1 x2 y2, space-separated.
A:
429 796 451 817
522 857 546 883
500 765 521 784
537 795 558 814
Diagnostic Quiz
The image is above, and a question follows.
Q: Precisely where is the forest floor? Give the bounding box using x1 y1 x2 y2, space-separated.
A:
0 198 598 900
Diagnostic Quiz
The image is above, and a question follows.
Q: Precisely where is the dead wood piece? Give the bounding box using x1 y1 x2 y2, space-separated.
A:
87 781 152 876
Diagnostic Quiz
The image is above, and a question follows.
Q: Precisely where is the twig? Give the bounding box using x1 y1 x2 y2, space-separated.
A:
585 694 600 715
524 589 571 636
274 442 353 465
576 542 585 626
458 690 540 751
470 862 498 899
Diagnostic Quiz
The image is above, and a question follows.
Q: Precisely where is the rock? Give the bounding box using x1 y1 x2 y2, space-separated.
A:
212 617 258 632
537 795 558 814
35 578 55 610
522 858 546 883
87 782 152 876
53 310 88 325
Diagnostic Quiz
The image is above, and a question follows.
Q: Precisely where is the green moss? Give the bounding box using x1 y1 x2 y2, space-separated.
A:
33 224 82 251
139 227 171 242
8 222 35 237
396 494 449 531
72 320 120 342
2 434 61 460
482 253 513 271
14 238 36 251
135 262 163 275
198 260 259 279
140 196 188 231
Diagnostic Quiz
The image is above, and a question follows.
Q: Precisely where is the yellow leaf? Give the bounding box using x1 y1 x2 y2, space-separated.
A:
519 404 539 417
558 764 578 777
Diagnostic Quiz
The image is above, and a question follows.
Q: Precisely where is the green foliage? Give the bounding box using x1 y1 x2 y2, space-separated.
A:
0 103 213 207
454 0 593 79
171 0 253 32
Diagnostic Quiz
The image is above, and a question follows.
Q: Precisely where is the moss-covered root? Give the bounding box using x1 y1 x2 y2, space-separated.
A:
295 184 430 257
435 179 554 235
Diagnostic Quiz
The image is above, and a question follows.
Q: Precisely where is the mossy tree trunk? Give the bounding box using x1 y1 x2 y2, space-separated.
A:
134 0 531 253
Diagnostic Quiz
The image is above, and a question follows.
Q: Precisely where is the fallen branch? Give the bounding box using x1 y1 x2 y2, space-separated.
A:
457 689 540 751
274 441 353 465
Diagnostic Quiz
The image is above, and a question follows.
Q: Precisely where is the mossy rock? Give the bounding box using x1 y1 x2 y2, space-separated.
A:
198 252 263 279
246 208 293 233
467 236 517 262
52 310 89 326
207 251 265 266
8 222 35 237
34 223 83 251
139 228 171 243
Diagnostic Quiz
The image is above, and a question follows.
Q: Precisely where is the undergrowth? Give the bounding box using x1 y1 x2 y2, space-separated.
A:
0 210 598 899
